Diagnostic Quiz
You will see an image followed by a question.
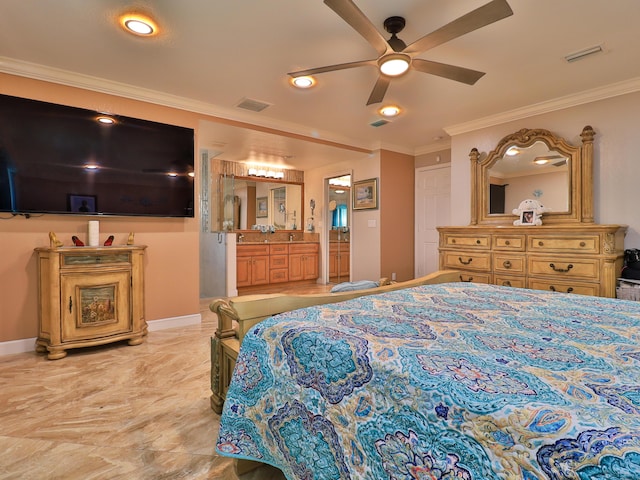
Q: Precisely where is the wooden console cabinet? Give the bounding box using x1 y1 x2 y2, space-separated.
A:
34 245 147 359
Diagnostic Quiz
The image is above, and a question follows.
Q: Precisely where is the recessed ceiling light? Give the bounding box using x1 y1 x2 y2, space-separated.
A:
96 115 115 125
291 76 316 88
379 105 401 117
120 14 158 36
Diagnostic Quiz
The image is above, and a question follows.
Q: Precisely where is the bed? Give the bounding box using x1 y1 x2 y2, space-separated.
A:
214 278 640 479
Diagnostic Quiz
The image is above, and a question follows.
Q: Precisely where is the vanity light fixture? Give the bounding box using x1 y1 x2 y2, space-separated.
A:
378 53 411 77
247 164 286 179
120 13 158 37
84 164 99 170
291 76 316 89
379 105 401 117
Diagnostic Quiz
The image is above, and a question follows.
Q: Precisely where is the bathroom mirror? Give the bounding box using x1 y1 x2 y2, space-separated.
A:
222 176 304 231
470 126 595 225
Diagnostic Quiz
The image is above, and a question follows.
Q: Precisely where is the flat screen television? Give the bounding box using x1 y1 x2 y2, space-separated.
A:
0 93 195 217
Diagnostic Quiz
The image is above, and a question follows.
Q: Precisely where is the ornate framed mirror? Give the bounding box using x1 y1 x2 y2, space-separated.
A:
470 126 594 225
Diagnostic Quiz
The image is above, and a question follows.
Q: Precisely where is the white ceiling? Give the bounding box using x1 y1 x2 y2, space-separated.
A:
2 0 640 170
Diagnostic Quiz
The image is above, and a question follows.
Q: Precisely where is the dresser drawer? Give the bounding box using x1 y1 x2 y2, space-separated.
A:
456 272 491 284
528 235 599 254
494 275 526 289
442 234 490 249
269 269 289 283
236 244 270 256
528 256 599 280
442 251 491 271
270 254 289 269
289 243 319 254
528 279 599 296
493 254 526 274
493 235 525 251
269 244 289 255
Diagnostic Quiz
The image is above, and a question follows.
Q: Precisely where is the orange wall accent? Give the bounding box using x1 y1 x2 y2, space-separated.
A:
0 73 200 342
380 150 415 281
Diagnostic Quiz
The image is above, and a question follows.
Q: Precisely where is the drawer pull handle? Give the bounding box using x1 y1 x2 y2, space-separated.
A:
458 257 473 265
538 241 544 246
503 281 512 287
69 296 73 314
549 263 573 273
503 260 512 269
451 239 456 244
460 275 473 283
550 286 574 293
476 239 481 245
505 240 510 246
580 242 586 247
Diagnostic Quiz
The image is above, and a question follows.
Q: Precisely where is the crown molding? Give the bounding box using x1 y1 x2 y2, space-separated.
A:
0 56 373 154
443 76 640 137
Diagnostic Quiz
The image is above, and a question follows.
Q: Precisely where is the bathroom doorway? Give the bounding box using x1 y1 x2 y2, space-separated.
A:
327 175 351 284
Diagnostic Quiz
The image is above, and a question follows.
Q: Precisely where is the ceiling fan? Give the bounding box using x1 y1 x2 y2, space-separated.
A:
289 0 513 105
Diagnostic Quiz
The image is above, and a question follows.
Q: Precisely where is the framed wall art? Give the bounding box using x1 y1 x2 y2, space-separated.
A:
256 197 268 218
352 178 378 210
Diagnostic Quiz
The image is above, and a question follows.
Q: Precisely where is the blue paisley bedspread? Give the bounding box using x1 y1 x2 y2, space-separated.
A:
216 282 640 479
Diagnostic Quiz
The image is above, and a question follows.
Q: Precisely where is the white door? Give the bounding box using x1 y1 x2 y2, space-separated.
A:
415 165 451 277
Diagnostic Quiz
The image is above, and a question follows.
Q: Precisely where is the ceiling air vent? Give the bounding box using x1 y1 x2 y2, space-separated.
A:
370 119 390 128
235 97 271 112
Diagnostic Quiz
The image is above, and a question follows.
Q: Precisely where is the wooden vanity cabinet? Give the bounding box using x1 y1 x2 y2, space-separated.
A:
34 245 147 360
328 242 350 280
236 244 269 287
289 243 319 282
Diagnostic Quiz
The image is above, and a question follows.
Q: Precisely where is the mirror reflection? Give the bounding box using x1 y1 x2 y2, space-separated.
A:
487 140 570 215
226 178 303 230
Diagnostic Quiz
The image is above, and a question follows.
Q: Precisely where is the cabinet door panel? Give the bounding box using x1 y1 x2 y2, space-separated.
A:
237 257 252 287
61 270 131 342
251 256 269 285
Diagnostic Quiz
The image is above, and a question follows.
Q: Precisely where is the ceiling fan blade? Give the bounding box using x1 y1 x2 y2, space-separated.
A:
403 0 513 55
288 59 376 78
366 76 391 105
412 59 485 85
324 0 391 57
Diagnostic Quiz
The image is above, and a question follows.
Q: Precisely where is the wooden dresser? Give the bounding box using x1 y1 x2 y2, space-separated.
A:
442 125 628 298
438 225 626 297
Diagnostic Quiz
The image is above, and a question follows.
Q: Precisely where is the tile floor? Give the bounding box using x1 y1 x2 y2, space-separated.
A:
0 285 332 479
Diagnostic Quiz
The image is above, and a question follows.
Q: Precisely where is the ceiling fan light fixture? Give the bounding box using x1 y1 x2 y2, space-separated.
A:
379 105 401 117
291 76 316 89
378 53 410 77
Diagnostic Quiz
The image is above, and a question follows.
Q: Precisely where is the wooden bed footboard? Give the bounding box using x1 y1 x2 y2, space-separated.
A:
210 270 462 413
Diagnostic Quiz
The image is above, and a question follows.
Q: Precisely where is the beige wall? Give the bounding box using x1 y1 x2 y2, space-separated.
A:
0 73 200 343
449 91 640 249
380 150 415 281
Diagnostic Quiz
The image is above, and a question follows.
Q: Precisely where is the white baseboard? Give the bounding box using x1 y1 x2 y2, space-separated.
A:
147 313 201 331
0 337 38 356
0 314 202 357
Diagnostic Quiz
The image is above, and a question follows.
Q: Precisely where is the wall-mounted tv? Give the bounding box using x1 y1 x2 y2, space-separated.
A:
0 93 195 217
